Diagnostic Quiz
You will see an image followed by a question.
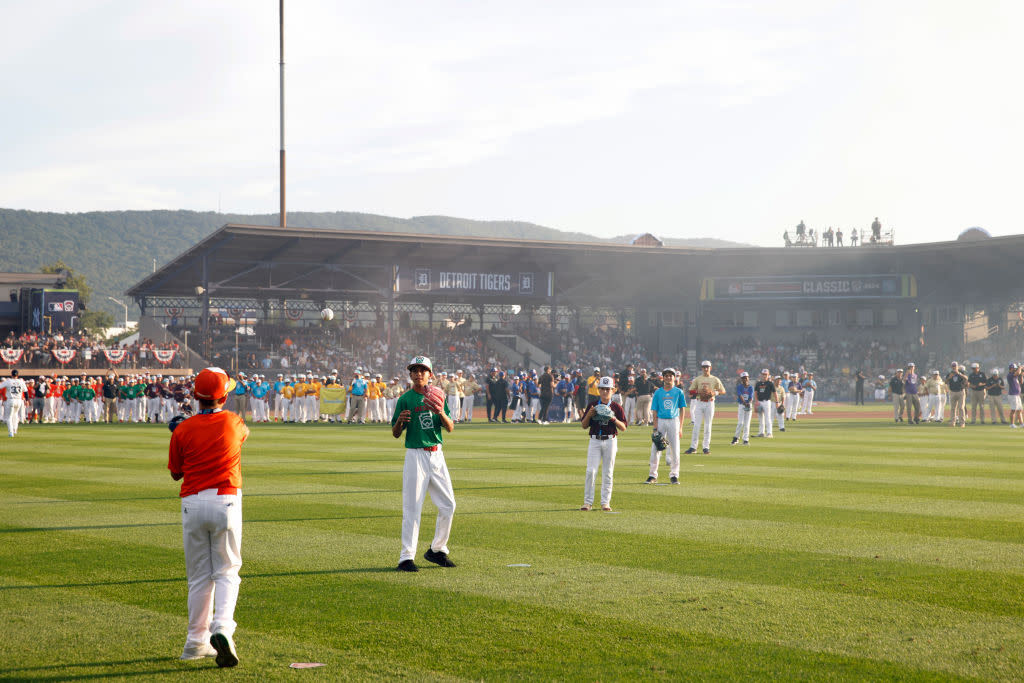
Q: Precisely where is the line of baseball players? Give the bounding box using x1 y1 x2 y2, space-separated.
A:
884 361 1022 427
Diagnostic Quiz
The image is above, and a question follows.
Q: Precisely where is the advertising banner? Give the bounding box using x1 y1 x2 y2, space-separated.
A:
700 274 916 301
319 387 347 415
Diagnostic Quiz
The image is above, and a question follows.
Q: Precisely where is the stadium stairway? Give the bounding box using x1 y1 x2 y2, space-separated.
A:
486 333 550 372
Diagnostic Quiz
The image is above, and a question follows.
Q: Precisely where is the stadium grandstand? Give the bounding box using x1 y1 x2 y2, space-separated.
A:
7 223 1024 401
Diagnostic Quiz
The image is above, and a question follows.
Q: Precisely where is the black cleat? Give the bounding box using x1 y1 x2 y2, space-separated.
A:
684 447 696 454
702 448 710 454
645 476 656 484
424 548 456 567
396 559 419 572
209 632 238 668
731 437 738 445
670 476 679 485
743 440 749 445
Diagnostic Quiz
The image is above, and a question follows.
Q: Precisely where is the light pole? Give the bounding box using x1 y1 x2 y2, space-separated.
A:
183 330 191 370
107 296 129 329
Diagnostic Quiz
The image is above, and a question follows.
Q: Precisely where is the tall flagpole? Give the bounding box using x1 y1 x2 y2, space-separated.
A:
279 0 286 227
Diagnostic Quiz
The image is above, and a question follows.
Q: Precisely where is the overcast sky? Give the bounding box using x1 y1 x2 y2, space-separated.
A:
3 1 1021 246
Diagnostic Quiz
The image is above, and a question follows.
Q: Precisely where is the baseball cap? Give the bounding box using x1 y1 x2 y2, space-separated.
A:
700 360 711 367
761 368 770 374
593 366 600 372
740 371 749 377
907 362 915 367
1010 363 1018 369
971 362 980 368
662 367 676 376
597 376 614 389
408 355 433 372
193 367 236 400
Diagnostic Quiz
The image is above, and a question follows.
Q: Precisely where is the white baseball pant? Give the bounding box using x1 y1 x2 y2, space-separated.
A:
649 416 680 479
181 489 242 651
757 400 774 437
6 398 24 436
734 403 753 442
584 436 617 507
690 400 715 450
400 448 456 563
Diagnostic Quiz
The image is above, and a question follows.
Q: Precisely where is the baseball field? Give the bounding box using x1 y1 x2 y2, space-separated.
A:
1 404 1022 681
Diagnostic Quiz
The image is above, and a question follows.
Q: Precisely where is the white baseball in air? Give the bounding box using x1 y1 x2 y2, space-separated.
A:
320 308 334 321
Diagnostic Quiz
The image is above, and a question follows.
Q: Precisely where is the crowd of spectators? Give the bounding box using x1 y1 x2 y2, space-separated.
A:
1 330 184 369
10 318 1021 405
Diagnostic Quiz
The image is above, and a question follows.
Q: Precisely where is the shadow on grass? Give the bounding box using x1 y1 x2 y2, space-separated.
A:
0 657 192 681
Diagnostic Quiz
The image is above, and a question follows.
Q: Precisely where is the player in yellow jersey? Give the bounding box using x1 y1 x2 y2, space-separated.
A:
292 375 309 423
366 375 382 423
280 377 295 422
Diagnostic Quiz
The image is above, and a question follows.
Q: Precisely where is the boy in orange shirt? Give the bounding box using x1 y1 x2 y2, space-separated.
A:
168 367 249 667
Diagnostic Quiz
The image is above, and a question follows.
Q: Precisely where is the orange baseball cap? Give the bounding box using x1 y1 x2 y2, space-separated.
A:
193 367 236 400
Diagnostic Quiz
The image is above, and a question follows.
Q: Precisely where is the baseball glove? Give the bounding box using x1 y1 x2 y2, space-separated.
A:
592 403 614 424
651 429 668 451
699 386 714 401
423 385 446 413
776 404 785 414
168 415 188 433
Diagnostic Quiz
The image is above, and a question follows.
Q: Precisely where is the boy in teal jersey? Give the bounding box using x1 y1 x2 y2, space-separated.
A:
391 355 456 572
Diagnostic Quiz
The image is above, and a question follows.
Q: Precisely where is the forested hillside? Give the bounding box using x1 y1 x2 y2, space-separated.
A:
0 208 746 318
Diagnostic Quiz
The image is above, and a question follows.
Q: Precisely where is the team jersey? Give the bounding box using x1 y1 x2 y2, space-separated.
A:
753 380 775 401
294 382 308 398
586 376 600 396
168 410 249 497
391 388 451 449
689 375 726 398
281 384 295 399
0 378 27 400
652 386 687 418
350 378 367 396
367 382 381 400
735 382 754 406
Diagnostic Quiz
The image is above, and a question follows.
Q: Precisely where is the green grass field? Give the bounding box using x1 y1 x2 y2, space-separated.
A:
2 404 1023 681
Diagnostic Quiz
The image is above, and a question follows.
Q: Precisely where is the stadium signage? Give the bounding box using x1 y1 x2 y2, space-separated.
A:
701 274 916 301
411 268 538 296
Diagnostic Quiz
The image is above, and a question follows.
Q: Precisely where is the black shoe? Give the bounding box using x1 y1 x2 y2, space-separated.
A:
702 448 710 454
684 447 696 454
424 548 456 567
209 632 238 668
645 476 656 484
731 437 738 445
396 559 419 572
743 440 749 445
670 476 679 485
780 428 786 431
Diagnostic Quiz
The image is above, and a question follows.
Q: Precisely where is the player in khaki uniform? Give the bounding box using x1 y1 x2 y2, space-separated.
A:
462 373 480 422
385 377 403 420
924 369 947 422
685 360 727 454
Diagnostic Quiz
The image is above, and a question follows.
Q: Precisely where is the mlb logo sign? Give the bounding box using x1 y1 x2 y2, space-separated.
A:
46 300 76 312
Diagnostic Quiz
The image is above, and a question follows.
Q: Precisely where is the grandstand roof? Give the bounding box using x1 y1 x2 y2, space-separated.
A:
127 223 1024 305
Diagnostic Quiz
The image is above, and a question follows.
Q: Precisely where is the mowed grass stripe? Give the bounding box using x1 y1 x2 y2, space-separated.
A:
1 526 1014 681
3 421 1024 680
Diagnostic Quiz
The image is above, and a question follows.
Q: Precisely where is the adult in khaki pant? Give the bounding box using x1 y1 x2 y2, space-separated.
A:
945 362 968 428
985 369 1007 424
889 369 906 422
966 363 988 424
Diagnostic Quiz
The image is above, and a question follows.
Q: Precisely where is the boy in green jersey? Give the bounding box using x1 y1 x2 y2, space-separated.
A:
391 355 456 572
